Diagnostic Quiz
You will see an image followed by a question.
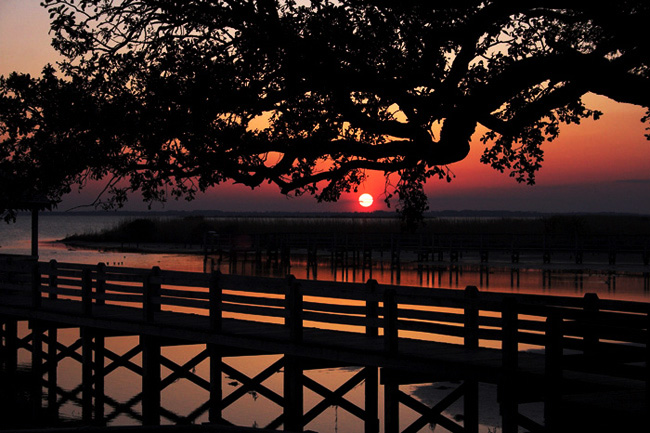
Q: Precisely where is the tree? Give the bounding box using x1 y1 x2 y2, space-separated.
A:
3 1 649 222
0 66 120 221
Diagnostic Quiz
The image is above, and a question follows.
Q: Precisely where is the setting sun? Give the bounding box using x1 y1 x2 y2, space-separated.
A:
358 193 373 207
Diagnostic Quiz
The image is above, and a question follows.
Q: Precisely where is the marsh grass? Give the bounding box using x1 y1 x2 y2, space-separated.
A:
62 214 650 245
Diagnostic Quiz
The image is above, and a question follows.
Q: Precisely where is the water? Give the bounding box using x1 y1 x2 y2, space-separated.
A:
2 213 649 301
1 212 649 432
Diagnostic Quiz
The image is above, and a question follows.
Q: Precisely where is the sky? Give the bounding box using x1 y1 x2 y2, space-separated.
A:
1 1 649 215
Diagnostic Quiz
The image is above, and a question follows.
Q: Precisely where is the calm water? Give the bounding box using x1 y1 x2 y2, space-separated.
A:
2 213 649 301
1 213 649 432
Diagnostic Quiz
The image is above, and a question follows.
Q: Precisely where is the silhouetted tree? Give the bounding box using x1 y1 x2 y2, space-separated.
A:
0 66 121 221
3 1 649 223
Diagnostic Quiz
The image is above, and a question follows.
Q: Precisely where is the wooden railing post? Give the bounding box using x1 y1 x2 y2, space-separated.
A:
544 309 563 431
646 310 650 403
583 293 599 357
365 279 378 338
141 335 161 426
209 270 222 332
48 259 58 300
502 296 518 371
31 262 41 309
286 275 303 343
82 268 93 316
464 286 480 433
30 320 43 417
81 327 93 422
383 289 398 354
464 286 479 349
144 266 161 322
96 263 106 306
501 296 518 433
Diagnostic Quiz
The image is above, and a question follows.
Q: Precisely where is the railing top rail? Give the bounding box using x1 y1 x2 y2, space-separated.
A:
27 260 650 316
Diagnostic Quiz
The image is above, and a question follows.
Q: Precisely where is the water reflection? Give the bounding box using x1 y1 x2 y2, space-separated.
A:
1 322 513 432
2 215 649 432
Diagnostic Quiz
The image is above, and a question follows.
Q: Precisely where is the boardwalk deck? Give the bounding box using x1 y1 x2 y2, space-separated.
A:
1 256 649 432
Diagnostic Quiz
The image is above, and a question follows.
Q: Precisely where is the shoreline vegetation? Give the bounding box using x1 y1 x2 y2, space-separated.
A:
60 213 650 246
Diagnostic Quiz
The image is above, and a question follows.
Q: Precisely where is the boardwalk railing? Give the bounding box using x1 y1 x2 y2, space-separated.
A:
1 258 649 397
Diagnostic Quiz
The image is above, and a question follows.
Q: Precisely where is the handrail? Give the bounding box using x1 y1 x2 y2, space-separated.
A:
1 259 648 387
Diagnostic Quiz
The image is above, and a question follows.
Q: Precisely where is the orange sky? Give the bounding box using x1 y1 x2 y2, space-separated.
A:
1 1 649 214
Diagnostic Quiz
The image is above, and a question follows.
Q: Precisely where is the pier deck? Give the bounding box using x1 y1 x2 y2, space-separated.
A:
0 256 648 432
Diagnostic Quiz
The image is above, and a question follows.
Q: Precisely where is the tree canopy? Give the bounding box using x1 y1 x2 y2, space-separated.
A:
2 0 649 223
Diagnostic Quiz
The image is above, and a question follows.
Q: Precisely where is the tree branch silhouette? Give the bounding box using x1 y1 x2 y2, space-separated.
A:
1 1 648 225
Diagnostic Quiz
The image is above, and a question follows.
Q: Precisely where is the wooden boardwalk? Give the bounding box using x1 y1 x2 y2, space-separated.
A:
1 255 649 432
201 231 650 268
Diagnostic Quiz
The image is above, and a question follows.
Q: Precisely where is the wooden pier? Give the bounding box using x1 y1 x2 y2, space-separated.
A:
201 231 650 270
1 255 649 432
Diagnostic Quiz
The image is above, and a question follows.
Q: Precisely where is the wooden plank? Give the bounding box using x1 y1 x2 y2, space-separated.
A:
159 288 210 300
221 293 284 308
103 283 143 294
397 308 465 325
160 296 208 310
222 302 285 319
41 286 82 298
217 274 287 294
303 310 367 328
102 292 144 304
302 300 367 316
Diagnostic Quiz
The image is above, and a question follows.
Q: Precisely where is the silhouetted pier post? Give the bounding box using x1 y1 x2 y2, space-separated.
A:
31 262 41 309
284 355 303 432
383 289 398 355
82 269 93 316
208 344 223 424
307 244 318 278
92 331 106 424
542 269 551 289
383 370 399 433
143 267 161 322
46 261 60 419
363 279 380 433
479 265 489 288
364 366 379 433
96 263 106 307
583 293 600 358
141 335 161 426
365 279 379 338
574 271 584 292
646 311 650 402
47 326 58 419
30 320 43 418
464 286 480 433
510 268 520 288
82 327 93 422
209 270 222 332
544 310 563 430
501 297 518 433
48 260 58 300
286 275 303 344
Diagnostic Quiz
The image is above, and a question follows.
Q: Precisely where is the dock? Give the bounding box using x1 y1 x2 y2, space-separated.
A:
0 255 648 432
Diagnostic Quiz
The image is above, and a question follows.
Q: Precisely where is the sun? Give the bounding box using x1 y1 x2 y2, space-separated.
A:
358 193 374 208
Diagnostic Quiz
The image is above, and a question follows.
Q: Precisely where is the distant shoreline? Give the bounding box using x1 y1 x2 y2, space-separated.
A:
29 209 650 219
58 213 650 246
